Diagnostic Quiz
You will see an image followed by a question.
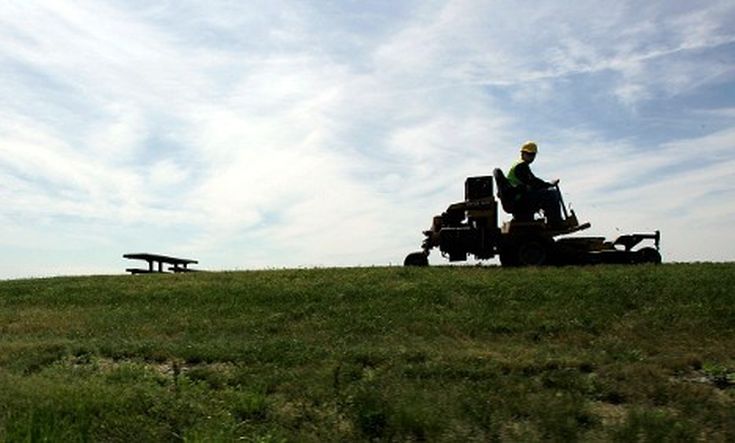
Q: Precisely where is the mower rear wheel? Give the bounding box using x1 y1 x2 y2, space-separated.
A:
516 238 550 266
500 236 552 267
404 252 429 267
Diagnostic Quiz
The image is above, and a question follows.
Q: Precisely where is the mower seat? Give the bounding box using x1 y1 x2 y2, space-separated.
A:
493 168 520 213
493 168 534 222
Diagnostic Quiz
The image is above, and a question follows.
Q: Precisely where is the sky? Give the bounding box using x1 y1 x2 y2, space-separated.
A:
1 1 734 279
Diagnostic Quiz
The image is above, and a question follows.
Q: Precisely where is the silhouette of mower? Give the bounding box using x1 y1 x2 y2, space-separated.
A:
404 170 661 267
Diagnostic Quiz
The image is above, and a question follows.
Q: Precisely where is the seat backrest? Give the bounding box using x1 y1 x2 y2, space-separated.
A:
493 168 515 213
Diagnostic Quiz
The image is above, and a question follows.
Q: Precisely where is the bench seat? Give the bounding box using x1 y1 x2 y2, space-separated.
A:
125 268 166 274
168 266 199 273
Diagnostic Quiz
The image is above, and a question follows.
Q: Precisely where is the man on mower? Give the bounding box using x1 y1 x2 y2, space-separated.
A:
507 141 564 227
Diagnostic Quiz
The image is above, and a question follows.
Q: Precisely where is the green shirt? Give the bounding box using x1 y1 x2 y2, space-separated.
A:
507 160 552 191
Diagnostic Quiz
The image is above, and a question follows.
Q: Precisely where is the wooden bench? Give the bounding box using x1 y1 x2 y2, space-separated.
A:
123 253 199 274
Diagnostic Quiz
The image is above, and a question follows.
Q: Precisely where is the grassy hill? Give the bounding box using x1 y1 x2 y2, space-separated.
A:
1 264 733 442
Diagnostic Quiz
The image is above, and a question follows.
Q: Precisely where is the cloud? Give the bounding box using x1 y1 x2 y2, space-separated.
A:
368 0 735 108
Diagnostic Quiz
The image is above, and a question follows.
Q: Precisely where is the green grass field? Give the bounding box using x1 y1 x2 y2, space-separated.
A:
1 264 733 442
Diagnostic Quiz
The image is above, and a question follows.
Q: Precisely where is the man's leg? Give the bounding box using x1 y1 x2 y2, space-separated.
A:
530 188 563 225
514 193 540 221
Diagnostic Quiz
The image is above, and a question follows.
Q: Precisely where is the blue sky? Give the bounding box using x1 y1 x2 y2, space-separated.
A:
1 1 734 278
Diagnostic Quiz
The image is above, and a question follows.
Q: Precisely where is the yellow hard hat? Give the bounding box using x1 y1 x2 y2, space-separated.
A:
520 141 538 154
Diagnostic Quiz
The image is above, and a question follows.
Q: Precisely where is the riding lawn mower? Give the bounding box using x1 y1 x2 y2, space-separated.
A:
404 170 661 267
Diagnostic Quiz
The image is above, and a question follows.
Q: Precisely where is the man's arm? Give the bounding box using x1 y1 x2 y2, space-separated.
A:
515 163 553 189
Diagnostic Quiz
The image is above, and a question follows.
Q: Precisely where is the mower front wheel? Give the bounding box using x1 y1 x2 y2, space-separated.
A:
636 247 662 264
404 252 429 267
